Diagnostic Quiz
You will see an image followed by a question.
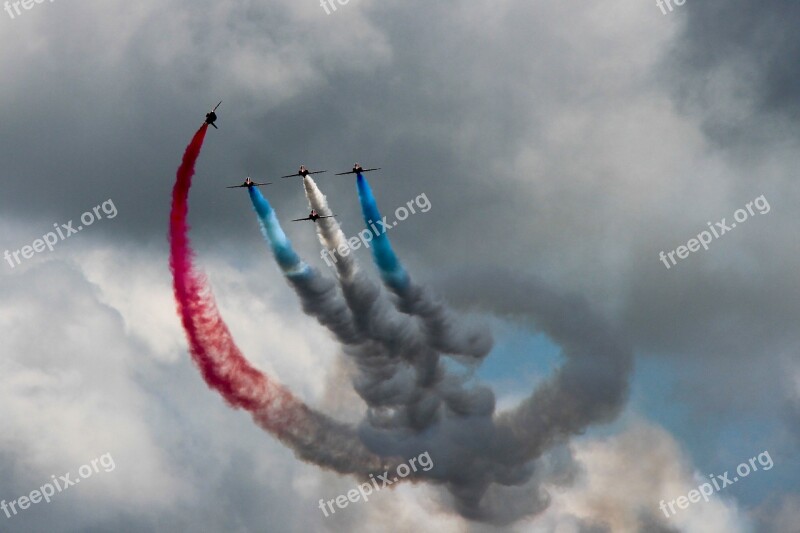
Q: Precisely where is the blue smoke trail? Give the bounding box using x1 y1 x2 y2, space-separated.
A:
356 173 409 289
248 186 310 277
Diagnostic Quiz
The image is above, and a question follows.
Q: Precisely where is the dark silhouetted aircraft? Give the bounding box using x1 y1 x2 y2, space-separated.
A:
335 163 380 176
292 209 334 222
280 165 327 179
226 177 272 189
205 101 222 129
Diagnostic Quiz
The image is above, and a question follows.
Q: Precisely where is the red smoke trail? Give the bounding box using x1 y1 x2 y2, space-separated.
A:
167 126 397 475
168 124 304 434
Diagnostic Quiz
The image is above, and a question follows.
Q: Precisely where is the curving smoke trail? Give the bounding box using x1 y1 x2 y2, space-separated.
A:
247 186 309 276
303 176 358 282
355 173 409 289
247 184 362 346
168 126 390 475
437 269 634 521
355 173 491 360
169 125 278 414
303 175 439 357
302 176 423 364
170 128 633 525
301 176 544 520
317 172 632 524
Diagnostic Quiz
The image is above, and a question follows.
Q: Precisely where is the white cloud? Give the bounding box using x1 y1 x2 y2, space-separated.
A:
531 420 747 533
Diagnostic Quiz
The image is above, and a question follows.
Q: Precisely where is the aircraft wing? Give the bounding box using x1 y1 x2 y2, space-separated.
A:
335 168 381 175
225 182 271 189
282 170 327 178
291 216 313 222
213 100 222 111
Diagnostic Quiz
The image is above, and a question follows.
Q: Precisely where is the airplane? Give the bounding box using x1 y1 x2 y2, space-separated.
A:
334 163 381 176
226 177 272 189
205 101 222 129
291 209 334 222
280 165 328 179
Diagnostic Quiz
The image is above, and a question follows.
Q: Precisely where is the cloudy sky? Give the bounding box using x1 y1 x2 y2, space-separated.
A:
1 0 798 531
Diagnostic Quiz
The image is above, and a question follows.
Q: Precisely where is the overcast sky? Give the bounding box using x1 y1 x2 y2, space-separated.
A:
1 0 798 531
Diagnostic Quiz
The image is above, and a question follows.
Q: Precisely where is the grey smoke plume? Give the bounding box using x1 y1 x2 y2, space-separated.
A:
438 270 633 462
255 177 633 524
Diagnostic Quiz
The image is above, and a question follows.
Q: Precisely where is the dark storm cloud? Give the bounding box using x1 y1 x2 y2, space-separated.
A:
0 0 548 248
668 0 800 128
2 0 799 530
